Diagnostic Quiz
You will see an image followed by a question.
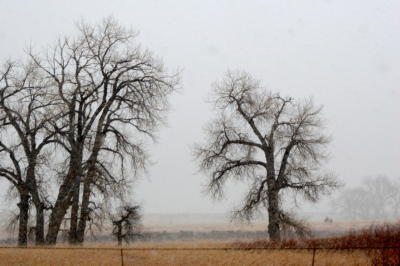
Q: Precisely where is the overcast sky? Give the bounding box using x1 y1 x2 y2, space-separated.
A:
0 0 399 215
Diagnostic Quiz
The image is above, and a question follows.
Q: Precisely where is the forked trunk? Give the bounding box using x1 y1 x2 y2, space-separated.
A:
46 190 73 244
46 151 82 244
76 178 91 243
77 139 103 243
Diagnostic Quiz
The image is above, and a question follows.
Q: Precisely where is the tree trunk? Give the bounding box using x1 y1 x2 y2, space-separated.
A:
69 179 80 244
267 189 281 242
26 161 45 245
17 192 30 246
46 150 82 245
46 191 72 244
76 141 102 244
76 179 91 243
34 204 45 245
265 150 281 242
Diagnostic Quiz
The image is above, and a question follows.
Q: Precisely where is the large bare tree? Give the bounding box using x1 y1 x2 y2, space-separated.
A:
28 18 178 244
195 71 338 241
0 62 58 245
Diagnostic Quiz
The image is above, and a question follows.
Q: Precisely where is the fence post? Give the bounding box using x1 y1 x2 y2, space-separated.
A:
120 248 124 266
311 248 316 266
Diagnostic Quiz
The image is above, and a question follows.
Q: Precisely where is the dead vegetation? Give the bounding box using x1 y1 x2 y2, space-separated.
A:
0 223 398 265
0 244 370 266
235 222 400 265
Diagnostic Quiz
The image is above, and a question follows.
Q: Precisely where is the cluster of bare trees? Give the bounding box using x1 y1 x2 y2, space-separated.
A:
0 18 178 246
333 176 400 220
1 18 338 245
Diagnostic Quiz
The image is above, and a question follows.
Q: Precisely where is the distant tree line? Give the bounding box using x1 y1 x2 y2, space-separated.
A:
333 176 400 220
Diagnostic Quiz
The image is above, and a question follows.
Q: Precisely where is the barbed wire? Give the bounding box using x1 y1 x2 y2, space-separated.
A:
1 245 398 266
0 245 399 251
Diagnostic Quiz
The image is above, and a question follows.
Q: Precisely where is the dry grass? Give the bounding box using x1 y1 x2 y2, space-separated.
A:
1 222 399 265
120 249 370 266
0 242 372 266
235 222 400 266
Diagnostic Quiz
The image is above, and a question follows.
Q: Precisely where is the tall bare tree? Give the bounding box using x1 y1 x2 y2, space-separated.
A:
0 62 58 245
195 71 338 241
28 17 178 244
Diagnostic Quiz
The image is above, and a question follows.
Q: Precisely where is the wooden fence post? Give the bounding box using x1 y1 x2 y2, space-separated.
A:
311 248 316 266
120 248 124 266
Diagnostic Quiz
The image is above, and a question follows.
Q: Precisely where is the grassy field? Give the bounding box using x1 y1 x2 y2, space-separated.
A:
0 242 375 266
1 222 399 265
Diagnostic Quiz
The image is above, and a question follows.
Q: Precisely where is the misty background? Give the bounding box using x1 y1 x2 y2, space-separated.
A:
0 0 399 221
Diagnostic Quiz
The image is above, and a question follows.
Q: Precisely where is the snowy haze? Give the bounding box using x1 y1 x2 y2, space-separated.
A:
0 0 399 217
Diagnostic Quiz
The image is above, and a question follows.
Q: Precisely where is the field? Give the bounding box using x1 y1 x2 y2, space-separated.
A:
0 222 399 265
0 242 373 266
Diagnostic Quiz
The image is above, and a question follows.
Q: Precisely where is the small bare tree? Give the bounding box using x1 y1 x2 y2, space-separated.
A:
195 71 338 241
111 205 141 246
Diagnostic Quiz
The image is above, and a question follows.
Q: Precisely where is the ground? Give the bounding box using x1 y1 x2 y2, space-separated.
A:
0 242 373 266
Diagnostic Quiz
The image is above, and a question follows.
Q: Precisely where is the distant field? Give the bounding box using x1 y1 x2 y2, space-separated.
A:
0 220 383 244
0 242 372 266
0 220 398 265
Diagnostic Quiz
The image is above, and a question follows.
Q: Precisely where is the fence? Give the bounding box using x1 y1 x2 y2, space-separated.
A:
1 245 399 266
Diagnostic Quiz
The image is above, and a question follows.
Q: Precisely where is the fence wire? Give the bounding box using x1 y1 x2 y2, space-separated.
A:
0 245 399 266
0 245 399 250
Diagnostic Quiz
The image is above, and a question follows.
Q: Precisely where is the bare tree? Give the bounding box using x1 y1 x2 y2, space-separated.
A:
111 205 142 246
0 62 58 245
195 71 338 241
28 17 178 244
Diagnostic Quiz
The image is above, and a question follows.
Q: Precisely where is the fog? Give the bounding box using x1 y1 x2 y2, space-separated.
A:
0 0 399 219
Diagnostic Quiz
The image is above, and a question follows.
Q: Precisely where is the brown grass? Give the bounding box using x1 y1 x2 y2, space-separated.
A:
0 244 371 266
0 222 399 265
235 222 400 265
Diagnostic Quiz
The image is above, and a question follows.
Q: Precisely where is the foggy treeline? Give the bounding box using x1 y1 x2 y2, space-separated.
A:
333 176 400 221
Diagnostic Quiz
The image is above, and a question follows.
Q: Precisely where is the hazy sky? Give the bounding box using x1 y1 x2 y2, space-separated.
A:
0 0 399 215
